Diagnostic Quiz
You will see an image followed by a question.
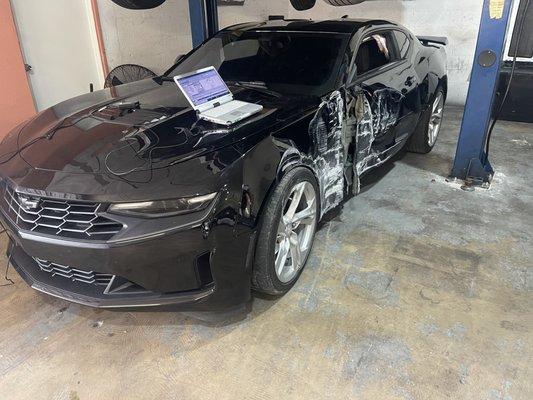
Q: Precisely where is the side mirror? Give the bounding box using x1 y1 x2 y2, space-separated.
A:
174 54 185 65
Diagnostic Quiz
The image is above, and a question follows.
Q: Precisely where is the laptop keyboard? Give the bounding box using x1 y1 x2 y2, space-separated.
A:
208 101 247 116
201 100 262 124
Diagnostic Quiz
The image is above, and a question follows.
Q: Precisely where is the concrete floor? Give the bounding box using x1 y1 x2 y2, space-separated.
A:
0 106 531 400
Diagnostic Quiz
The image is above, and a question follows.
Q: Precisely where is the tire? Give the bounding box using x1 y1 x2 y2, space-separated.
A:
110 0 166 10
252 168 319 295
323 0 367 5
290 0 317 11
407 89 445 154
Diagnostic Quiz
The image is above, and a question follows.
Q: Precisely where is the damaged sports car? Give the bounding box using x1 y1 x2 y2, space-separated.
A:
0 19 447 309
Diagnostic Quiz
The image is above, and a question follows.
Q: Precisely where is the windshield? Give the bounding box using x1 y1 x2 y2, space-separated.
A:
167 31 350 96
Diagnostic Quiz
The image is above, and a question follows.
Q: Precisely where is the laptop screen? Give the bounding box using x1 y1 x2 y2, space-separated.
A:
175 68 230 107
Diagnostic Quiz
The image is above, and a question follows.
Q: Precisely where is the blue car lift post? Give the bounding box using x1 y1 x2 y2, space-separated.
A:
188 0 218 47
450 0 514 188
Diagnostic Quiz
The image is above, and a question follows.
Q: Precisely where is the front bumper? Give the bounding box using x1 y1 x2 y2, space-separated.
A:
1 206 255 310
9 245 216 308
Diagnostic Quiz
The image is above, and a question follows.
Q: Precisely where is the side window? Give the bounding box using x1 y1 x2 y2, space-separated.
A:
337 46 352 87
355 32 395 76
393 31 411 59
346 35 358 83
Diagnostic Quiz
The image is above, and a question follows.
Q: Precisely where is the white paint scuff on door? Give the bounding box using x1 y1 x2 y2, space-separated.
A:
354 88 403 183
296 87 402 217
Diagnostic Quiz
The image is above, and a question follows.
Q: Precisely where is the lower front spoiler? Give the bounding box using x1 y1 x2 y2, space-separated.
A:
10 253 216 309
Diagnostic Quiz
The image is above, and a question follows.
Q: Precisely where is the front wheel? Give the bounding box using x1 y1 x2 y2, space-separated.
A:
407 89 445 154
252 168 319 295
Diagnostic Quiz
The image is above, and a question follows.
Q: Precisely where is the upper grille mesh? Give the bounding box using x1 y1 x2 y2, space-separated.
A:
1 185 123 241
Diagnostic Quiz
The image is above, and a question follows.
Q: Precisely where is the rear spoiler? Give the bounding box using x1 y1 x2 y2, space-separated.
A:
417 36 449 46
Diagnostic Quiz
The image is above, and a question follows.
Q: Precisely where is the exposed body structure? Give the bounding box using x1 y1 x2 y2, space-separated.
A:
0 19 447 309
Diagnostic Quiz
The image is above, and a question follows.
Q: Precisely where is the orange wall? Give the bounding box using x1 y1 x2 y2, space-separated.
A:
0 0 35 135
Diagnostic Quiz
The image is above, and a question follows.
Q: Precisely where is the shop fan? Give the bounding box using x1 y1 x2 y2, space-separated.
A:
104 64 157 88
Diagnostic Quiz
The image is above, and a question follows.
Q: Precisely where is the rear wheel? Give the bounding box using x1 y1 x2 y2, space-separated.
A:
407 89 445 154
252 168 319 295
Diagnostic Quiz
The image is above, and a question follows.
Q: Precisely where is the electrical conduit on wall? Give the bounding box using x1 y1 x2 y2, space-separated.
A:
0 0 36 134
90 0 110 79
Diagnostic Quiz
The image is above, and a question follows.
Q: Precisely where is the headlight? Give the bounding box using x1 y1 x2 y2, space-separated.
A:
108 193 217 218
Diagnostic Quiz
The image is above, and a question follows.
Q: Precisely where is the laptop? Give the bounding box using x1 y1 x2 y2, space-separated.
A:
173 66 263 126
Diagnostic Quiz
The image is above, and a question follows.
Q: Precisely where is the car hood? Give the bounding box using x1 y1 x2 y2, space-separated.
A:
13 78 317 176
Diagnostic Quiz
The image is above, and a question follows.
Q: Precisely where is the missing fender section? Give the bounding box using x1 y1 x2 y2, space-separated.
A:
309 91 345 216
355 92 376 176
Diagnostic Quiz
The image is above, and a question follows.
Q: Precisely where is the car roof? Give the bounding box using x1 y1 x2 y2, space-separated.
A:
224 18 396 35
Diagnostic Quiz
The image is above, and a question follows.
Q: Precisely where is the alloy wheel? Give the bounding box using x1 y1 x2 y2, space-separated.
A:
428 91 444 147
274 181 317 283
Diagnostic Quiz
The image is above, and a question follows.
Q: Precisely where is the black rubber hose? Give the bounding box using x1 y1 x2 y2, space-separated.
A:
485 0 530 158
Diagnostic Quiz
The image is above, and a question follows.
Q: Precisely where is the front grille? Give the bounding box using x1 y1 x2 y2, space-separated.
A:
34 258 114 286
1 185 123 241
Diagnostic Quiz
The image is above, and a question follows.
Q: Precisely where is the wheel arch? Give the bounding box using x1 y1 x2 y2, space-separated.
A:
440 74 448 101
242 139 323 229
263 148 322 223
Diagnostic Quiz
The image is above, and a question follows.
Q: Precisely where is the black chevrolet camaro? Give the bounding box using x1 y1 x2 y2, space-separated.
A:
0 19 447 309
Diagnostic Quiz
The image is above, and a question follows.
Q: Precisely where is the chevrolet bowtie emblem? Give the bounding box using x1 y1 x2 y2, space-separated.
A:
18 194 40 211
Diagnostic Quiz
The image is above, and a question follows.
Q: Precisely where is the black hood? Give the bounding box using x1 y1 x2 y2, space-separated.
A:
13 78 317 176
0 78 318 201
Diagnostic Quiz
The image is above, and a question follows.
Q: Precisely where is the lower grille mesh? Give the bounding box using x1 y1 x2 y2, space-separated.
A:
34 258 113 286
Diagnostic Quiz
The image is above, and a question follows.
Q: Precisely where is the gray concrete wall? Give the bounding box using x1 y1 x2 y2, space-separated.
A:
97 0 192 76
287 0 483 105
218 0 288 28
96 0 481 105
96 0 287 77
